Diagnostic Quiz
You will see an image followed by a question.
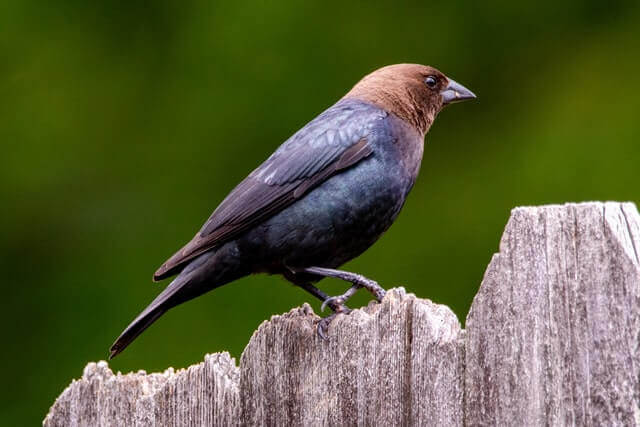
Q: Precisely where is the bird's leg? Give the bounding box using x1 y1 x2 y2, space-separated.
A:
295 281 328 302
299 266 387 302
295 282 350 340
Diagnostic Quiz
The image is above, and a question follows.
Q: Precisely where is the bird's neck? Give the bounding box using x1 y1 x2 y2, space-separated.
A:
344 90 435 136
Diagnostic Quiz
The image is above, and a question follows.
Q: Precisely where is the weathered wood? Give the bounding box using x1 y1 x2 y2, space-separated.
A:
44 202 640 426
44 290 464 427
43 353 240 426
239 290 464 426
465 202 640 426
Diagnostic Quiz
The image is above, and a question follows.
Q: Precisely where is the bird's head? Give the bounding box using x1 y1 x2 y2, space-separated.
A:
345 64 476 135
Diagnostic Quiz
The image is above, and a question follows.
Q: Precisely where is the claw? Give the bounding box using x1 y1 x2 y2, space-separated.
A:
316 310 349 340
321 296 343 312
316 301 350 339
360 277 385 301
317 315 333 340
321 284 361 313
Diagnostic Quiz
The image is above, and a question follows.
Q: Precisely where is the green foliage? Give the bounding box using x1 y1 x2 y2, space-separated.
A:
1 1 639 423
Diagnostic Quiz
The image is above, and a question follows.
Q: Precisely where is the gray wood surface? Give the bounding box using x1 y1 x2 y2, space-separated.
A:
44 202 640 426
465 202 640 426
239 291 464 426
44 353 240 426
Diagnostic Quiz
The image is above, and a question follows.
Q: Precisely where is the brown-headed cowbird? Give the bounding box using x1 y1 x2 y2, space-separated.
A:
109 64 475 358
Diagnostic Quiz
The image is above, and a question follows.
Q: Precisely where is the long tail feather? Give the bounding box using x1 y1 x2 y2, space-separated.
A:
109 274 192 359
109 248 244 358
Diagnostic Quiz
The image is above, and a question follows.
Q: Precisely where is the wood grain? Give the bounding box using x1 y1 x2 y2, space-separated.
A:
44 202 640 426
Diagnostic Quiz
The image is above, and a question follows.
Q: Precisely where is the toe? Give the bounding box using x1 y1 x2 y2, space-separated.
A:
321 296 344 312
317 319 330 340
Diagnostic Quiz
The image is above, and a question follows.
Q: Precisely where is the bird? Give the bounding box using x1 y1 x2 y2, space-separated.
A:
109 63 475 359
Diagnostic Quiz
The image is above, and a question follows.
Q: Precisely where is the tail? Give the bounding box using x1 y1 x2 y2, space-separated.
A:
109 249 217 359
109 275 188 359
109 243 248 358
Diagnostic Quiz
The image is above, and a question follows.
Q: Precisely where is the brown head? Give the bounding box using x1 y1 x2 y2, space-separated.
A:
344 64 475 135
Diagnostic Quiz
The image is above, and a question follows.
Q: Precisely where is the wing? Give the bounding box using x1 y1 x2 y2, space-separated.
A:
154 101 386 280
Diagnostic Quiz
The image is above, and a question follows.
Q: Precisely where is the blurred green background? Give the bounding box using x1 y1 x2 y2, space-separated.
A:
2 0 639 424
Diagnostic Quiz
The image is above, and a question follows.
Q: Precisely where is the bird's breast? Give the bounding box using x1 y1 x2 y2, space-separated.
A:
386 113 425 189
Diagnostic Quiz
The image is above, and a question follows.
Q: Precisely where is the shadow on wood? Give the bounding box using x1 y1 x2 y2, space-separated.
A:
44 202 640 426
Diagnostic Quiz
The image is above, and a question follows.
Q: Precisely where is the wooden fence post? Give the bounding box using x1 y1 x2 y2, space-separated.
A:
44 202 640 426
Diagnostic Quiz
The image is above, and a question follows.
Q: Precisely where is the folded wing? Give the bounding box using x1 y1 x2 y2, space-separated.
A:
154 102 385 280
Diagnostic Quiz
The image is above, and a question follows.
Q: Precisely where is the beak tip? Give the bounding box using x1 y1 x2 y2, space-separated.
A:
441 78 476 105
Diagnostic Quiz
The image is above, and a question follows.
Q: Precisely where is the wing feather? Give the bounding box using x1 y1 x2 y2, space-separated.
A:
153 102 385 280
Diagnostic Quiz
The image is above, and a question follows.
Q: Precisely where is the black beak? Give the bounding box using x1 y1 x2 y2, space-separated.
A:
441 78 476 105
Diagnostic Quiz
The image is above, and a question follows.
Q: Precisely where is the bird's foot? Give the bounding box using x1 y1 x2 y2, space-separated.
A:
317 297 350 340
293 267 387 339
320 285 360 312
355 275 386 302
301 266 387 302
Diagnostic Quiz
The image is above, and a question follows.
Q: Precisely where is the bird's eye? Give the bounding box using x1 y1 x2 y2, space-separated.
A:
425 76 437 89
